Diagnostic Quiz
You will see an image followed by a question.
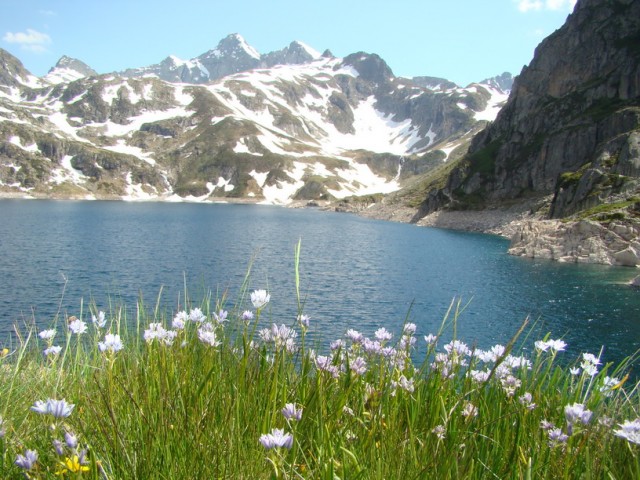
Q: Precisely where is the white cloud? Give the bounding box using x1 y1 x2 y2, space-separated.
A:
545 0 577 10
38 10 57 16
3 28 52 53
517 0 543 12
515 0 576 12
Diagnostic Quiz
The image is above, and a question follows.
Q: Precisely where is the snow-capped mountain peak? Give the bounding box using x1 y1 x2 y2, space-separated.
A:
203 33 261 61
230 33 261 60
479 72 514 94
117 34 330 84
44 55 97 85
292 41 322 59
166 55 185 66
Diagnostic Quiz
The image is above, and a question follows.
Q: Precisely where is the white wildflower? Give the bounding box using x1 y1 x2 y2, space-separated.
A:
43 345 62 357
189 308 206 323
98 333 124 353
614 419 640 445
250 289 270 309
38 329 56 341
92 311 107 328
68 318 87 335
374 327 393 342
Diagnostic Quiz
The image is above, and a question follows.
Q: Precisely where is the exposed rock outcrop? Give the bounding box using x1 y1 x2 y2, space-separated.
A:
509 219 640 266
410 0 640 266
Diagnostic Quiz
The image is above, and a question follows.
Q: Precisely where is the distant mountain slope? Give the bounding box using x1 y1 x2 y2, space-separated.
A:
0 40 509 204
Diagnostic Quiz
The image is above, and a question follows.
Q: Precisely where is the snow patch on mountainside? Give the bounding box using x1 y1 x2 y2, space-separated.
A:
324 96 422 155
103 140 157 165
0 86 24 103
474 86 509 121
327 163 400 198
234 34 261 60
249 170 269 188
208 61 425 158
46 111 90 142
85 106 191 137
260 161 307 205
44 68 86 85
9 136 39 152
123 172 156 201
295 41 322 59
216 176 235 192
50 155 87 185
174 86 194 106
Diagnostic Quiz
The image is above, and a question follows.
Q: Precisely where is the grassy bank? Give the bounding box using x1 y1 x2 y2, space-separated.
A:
1 261 639 478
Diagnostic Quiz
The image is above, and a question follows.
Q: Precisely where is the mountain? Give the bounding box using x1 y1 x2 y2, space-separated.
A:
45 56 98 84
0 49 40 89
262 40 325 67
0 41 508 204
410 0 640 265
411 76 458 92
479 72 513 94
119 34 327 84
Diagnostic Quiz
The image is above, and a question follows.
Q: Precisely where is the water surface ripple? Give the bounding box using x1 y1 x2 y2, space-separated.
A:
1 199 638 366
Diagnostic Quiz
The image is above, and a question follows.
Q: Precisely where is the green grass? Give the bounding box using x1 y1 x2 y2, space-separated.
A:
558 164 592 190
574 198 640 221
397 156 465 209
1 255 639 479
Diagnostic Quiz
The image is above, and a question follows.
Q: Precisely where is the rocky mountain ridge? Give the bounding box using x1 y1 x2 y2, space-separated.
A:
118 34 330 84
45 56 97 85
403 0 640 267
0 37 509 204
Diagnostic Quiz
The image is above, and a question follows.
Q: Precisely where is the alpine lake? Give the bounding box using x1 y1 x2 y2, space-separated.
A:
1 198 639 368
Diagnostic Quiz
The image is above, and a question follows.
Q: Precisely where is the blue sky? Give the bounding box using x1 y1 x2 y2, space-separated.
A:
1 0 576 86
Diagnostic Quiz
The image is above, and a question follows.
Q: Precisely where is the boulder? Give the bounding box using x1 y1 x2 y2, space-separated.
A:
614 247 639 267
509 219 640 266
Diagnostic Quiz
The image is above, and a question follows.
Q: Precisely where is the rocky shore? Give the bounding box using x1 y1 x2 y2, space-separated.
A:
344 197 535 238
509 219 640 267
418 210 639 268
337 198 640 269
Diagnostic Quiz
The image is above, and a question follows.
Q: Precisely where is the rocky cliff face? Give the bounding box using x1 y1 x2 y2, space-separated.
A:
413 0 640 266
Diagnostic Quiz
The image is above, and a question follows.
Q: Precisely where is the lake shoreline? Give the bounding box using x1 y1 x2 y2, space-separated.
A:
342 198 640 269
0 190 539 239
3 191 639 269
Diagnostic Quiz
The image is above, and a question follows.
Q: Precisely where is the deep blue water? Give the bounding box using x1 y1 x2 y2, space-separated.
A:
1 199 639 366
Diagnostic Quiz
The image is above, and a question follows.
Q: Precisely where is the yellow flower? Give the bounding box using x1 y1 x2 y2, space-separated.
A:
0 348 8 358
56 455 90 476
